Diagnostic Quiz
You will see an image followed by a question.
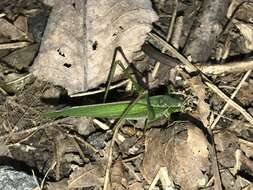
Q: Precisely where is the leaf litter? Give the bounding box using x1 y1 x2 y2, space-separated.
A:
0 0 253 190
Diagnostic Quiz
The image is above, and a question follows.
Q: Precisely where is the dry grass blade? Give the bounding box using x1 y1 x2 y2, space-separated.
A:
211 70 252 129
148 32 253 125
148 167 175 190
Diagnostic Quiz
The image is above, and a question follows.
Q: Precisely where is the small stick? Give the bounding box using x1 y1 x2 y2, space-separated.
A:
93 119 110 130
0 41 30 49
208 129 223 190
211 70 252 129
171 16 184 49
198 60 253 75
148 167 175 190
40 161 57 189
69 134 99 153
69 136 89 163
0 13 6 18
205 81 253 125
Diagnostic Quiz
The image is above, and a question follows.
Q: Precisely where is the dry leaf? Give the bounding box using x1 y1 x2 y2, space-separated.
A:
46 179 68 190
31 0 158 94
14 15 28 34
227 0 253 23
227 1 253 51
240 143 253 158
128 182 143 190
3 44 39 70
234 21 253 51
0 18 28 41
214 130 240 168
68 162 105 189
141 122 210 190
0 142 11 157
111 159 125 190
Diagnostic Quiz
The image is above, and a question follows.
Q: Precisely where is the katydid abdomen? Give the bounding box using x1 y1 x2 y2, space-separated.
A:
43 95 183 120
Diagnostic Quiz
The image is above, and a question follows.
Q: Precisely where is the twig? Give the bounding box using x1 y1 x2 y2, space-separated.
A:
208 129 223 190
4 73 33 86
0 13 6 18
171 16 184 49
148 32 253 125
167 0 178 43
69 136 89 163
198 60 253 75
69 134 99 153
122 162 142 182
93 119 110 130
211 70 252 129
205 81 253 125
148 167 175 190
40 161 57 189
32 170 41 190
0 41 30 49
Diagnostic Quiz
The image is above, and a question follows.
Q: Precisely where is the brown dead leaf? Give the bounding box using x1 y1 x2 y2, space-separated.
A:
68 162 105 189
214 130 240 168
227 1 253 51
240 142 253 158
128 182 143 190
227 0 253 23
234 21 253 51
141 122 210 190
13 15 28 34
111 159 125 190
3 44 39 70
46 179 68 190
235 149 253 179
0 18 28 41
31 0 158 94
236 81 253 105
0 142 11 157
188 76 210 127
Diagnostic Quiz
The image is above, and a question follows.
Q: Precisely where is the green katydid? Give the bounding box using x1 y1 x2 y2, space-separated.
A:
43 46 184 127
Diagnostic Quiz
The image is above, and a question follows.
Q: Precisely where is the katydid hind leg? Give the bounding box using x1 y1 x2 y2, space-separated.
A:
103 47 145 102
103 48 119 103
114 47 158 121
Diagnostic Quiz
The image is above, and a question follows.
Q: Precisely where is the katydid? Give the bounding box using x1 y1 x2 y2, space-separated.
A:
43 95 183 121
43 47 184 125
